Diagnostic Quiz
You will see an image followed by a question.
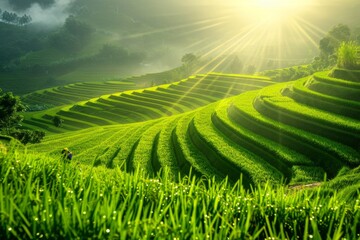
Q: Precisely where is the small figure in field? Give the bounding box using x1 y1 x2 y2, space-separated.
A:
61 147 73 161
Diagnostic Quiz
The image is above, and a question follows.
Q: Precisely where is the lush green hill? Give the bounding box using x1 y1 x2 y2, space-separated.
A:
27 70 360 186
23 73 273 133
2 68 360 239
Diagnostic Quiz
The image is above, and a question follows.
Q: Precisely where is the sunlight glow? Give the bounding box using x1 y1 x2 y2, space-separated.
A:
254 0 311 10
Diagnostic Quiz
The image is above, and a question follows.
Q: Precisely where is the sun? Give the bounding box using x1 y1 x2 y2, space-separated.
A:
254 0 310 10
237 0 313 25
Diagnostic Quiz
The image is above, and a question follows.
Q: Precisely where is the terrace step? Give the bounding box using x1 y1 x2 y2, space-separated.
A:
173 112 222 179
228 91 360 177
191 105 283 185
213 98 312 171
287 77 360 120
255 86 360 149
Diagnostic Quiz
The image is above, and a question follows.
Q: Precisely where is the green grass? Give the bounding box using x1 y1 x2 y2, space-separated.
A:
229 91 359 177
289 77 360 119
22 80 136 110
213 98 312 180
173 112 222 179
337 41 359 70
3 67 360 238
257 83 360 148
25 69 360 186
0 146 359 239
24 73 274 133
330 68 360 82
191 105 283 185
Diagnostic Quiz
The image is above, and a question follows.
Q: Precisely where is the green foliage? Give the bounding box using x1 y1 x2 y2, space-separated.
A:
27 69 360 186
53 116 63 127
320 24 351 59
0 23 43 67
337 41 359 70
245 64 256 74
1 10 32 25
0 89 45 144
261 65 316 82
24 73 273 133
181 53 199 76
229 55 243 74
0 148 359 239
48 16 93 53
0 90 25 133
8 129 45 145
330 68 360 82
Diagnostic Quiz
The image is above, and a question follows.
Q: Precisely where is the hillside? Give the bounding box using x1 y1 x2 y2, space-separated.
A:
27 69 360 186
22 73 273 133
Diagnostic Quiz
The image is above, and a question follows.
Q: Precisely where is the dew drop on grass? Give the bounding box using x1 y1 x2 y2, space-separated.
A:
8 227 12 231
106 229 110 233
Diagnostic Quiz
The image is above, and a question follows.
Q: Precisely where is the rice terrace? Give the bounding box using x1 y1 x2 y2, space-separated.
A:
0 0 359 239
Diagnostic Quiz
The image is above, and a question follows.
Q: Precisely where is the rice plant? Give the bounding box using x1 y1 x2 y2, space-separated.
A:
337 41 359 70
0 146 359 239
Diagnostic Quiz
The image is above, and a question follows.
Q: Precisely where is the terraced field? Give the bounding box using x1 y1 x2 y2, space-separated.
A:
21 69 186 111
23 73 273 133
28 70 360 186
22 81 136 110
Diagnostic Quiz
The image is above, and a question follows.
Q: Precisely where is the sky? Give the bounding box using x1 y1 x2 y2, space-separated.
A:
1 0 358 30
1 0 358 69
0 0 74 26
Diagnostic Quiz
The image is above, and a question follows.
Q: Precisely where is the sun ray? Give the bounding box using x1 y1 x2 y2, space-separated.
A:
167 20 272 109
295 17 328 37
290 19 320 50
118 15 231 41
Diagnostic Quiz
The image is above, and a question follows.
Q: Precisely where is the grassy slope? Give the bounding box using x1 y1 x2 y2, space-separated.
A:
23 73 273 134
27 70 360 186
2 69 360 239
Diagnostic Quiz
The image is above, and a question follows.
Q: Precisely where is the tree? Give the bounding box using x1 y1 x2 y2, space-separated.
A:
352 27 360 45
181 53 199 76
329 24 351 43
19 14 32 25
0 90 25 134
2 11 19 24
9 129 45 145
319 24 351 59
229 55 243 73
245 65 256 74
48 16 93 53
181 53 197 64
0 89 45 144
53 116 63 127
64 16 93 40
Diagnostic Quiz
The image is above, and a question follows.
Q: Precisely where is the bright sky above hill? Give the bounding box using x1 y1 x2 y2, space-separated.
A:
1 0 358 71
170 0 359 71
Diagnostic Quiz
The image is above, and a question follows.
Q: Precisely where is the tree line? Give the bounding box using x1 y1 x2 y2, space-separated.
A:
0 8 32 25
